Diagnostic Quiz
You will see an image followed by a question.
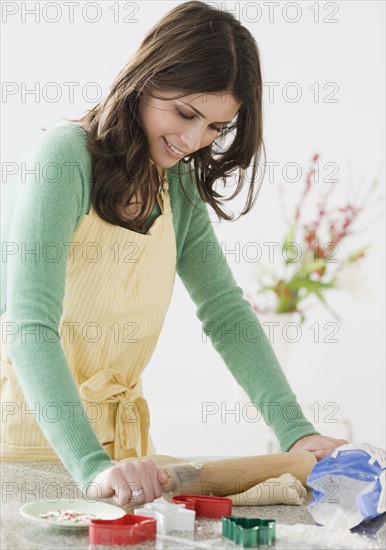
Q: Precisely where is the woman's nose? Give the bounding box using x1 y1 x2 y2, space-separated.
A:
181 125 208 153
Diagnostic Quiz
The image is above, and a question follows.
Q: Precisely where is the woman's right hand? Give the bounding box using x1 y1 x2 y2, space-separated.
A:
86 458 170 508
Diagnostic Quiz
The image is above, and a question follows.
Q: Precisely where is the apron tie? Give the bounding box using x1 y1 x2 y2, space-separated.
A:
78 369 150 461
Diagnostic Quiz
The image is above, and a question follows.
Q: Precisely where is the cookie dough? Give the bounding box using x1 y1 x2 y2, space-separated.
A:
228 473 307 506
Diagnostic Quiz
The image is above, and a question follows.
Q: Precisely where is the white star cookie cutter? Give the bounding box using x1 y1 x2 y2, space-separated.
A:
134 502 196 534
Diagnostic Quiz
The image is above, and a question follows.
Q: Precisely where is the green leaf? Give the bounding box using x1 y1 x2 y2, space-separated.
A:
299 260 326 275
286 277 334 292
282 222 297 257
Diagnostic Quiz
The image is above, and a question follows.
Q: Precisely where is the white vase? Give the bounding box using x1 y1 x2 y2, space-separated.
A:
231 311 295 401
257 311 296 372
230 311 296 453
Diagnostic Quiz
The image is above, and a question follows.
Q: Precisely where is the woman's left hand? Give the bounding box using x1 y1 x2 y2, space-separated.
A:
288 434 349 461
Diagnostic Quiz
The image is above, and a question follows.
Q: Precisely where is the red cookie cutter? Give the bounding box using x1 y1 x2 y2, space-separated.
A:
172 494 232 518
88 513 156 546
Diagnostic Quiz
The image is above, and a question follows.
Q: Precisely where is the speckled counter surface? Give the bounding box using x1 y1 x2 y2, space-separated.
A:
1 460 385 550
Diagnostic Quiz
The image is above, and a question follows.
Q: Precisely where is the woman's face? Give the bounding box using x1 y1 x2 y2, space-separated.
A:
139 88 240 167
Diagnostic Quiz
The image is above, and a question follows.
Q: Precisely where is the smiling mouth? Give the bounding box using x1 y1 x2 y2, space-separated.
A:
162 137 187 156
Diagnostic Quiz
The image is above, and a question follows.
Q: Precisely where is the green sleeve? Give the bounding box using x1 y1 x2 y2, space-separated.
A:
176 171 320 451
2 126 114 488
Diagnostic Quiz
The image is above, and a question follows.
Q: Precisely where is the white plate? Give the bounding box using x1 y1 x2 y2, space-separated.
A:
19 498 126 530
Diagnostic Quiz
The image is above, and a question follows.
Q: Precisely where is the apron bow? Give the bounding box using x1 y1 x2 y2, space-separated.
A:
78 369 150 461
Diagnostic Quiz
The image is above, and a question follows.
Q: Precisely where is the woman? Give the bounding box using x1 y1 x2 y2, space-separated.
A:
0 1 347 508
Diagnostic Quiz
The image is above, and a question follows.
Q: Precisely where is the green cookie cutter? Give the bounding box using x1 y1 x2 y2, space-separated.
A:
222 516 276 547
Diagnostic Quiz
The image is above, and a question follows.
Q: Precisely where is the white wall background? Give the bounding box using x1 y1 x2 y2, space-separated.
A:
2 1 385 456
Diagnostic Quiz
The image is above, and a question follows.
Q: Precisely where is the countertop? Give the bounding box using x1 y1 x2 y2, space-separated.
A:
1 459 385 550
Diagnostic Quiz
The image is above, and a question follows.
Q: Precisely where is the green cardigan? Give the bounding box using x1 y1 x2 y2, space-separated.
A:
0 122 319 489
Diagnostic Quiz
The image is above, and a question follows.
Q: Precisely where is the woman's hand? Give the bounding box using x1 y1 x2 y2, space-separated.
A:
288 434 349 461
86 458 169 508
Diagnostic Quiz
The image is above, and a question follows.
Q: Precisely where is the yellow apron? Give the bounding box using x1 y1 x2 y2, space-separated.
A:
0 166 176 462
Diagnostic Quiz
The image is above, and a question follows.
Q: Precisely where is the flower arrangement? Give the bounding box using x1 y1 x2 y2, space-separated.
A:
244 154 384 324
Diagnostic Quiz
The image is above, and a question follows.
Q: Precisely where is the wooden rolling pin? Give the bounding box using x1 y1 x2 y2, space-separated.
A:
145 451 317 497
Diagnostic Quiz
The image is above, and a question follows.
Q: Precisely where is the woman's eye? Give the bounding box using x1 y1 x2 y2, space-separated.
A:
176 109 194 121
176 109 227 134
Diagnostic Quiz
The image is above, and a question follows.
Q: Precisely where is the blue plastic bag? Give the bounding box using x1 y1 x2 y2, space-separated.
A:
307 442 385 529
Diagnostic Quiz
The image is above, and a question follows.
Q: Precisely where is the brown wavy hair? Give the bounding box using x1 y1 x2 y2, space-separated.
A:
64 0 266 231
